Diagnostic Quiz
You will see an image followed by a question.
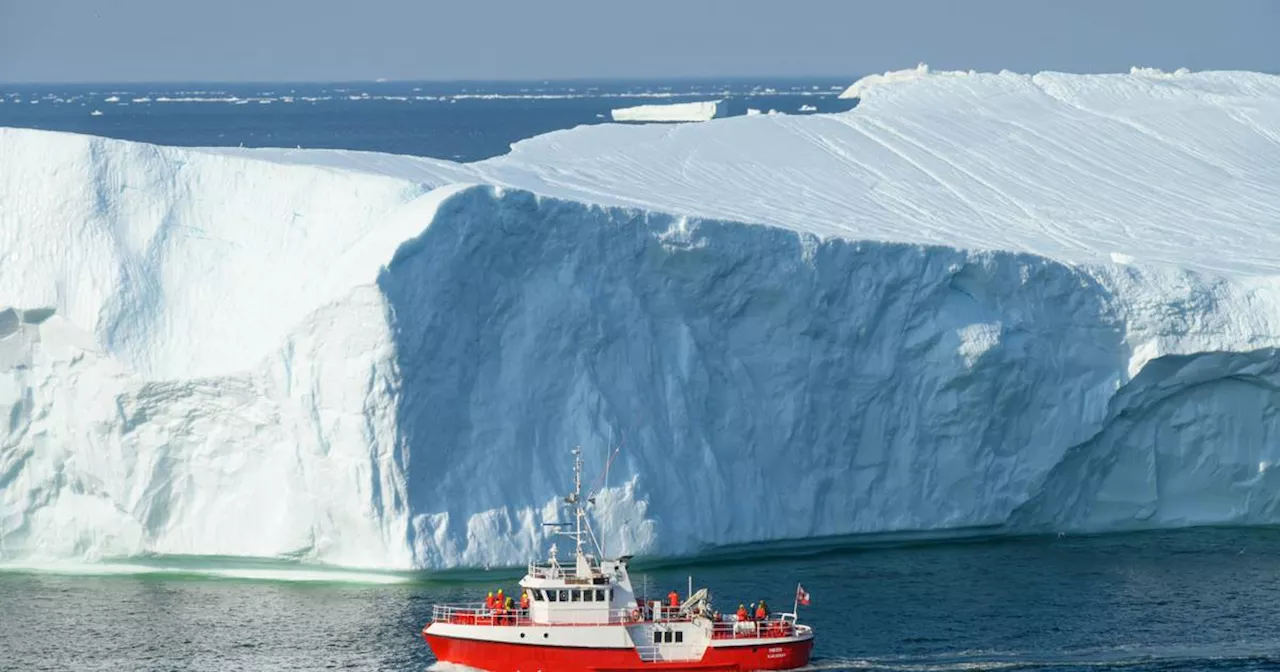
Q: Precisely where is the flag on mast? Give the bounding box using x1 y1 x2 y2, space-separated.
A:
795 583 810 606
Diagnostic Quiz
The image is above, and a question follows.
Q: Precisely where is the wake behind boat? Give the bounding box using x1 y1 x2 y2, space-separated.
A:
422 448 815 671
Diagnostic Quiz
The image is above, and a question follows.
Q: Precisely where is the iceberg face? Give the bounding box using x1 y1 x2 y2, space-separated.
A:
3 67 1280 570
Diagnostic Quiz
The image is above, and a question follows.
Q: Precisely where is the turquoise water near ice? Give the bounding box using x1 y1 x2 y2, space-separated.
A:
6 528 1280 671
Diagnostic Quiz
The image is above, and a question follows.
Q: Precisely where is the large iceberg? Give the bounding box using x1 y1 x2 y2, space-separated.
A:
3 66 1280 571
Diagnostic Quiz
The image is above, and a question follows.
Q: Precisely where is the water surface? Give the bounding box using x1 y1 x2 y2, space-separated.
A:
5 528 1280 671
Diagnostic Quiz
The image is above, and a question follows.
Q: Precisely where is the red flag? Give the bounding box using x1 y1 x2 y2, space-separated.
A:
796 584 810 606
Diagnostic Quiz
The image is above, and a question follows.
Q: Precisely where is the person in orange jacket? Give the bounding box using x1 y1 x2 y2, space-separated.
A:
520 590 530 610
755 601 767 620
736 603 748 621
490 594 504 625
668 589 679 608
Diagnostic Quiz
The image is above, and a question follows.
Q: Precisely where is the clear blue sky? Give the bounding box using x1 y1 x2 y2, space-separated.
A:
1 0 1276 83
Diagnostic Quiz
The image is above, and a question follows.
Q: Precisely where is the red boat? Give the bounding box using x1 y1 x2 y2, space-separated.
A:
422 448 815 671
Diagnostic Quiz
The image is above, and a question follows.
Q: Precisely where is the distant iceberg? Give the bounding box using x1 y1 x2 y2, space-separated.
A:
3 66 1280 572
611 99 726 122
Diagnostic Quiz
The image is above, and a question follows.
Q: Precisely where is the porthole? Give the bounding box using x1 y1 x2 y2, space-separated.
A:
520 633 526 638
543 633 549 639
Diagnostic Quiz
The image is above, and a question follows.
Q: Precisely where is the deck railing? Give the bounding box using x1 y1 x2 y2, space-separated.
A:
709 618 799 640
525 561 617 583
431 603 807 640
431 604 637 626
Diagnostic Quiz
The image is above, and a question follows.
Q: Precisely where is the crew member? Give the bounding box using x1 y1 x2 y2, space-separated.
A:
520 590 530 610
736 603 748 621
668 589 679 608
485 591 495 610
755 601 767 620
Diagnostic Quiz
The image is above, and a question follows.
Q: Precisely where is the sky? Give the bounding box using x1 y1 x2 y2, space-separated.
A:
0 0 1276 83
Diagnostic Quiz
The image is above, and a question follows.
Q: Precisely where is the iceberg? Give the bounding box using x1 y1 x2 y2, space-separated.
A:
3 66 1280 571
610 99 726 122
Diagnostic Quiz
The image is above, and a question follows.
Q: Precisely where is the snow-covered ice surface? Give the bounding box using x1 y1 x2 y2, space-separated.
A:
610 99 726 122
3 66 1280 571
839 63 977 99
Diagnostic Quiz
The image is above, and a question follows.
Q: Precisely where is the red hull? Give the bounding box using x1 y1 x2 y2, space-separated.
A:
424 633 813 672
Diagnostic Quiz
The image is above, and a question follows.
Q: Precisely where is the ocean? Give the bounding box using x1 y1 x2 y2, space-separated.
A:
2 79 1278 671
5 529 1280 671
0 79 856 161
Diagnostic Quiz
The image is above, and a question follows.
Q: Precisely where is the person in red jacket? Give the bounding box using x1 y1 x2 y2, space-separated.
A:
520 590 530 610
755 602 767 620
736 604 748 621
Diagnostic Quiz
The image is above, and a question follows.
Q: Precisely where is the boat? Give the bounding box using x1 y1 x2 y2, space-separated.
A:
422 447 815 671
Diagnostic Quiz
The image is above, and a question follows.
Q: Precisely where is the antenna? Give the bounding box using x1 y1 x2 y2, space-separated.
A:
588 437 625 559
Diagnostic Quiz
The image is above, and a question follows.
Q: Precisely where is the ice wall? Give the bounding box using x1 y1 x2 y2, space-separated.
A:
3 66 1280 570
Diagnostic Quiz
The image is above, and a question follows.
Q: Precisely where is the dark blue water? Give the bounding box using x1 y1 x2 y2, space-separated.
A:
0 79 856 161
5 528 1280 670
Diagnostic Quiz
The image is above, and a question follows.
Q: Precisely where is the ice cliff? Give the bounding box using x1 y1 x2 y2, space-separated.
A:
3 66 1280 571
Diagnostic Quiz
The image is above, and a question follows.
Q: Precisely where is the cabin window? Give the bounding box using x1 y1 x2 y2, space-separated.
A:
547 590 557 602
571 590 581 602
584 590 594 602
607 588 613 601
534 590 544 601
664 631 673 643
558 590 568 602
595 589 605 602
653 631 662 644
675 631 683 643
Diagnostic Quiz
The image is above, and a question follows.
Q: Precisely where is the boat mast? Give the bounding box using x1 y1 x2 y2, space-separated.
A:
548 446 604 571
572 446 585 561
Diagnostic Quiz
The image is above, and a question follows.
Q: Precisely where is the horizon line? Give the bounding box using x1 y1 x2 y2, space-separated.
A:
0 73 866 88
4 64 1276 88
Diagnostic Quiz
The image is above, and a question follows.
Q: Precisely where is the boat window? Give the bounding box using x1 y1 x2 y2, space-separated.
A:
595 589 605 602
584 590 594 602
606 588 613 602
571 590 581 602
547 590 556 602
559 590 568 602
664 631 673 643
652 631 662 644
534 590 544 601
675 631 683 643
